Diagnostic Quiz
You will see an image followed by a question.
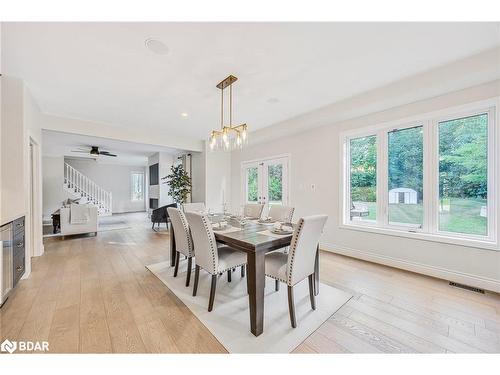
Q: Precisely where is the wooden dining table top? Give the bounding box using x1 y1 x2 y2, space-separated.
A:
210 216 294 253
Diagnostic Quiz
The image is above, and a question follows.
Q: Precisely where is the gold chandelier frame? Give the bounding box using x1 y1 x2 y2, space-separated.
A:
209 75 248 150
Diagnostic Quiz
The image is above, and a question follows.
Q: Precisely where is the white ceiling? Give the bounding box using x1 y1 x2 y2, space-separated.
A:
42 130 182 166
4 23 500 141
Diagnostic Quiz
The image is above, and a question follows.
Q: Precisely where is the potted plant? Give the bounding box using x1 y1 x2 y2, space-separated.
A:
162 164 192 204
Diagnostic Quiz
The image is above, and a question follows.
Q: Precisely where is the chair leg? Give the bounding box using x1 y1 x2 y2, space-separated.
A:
308 274 316 310
227 269 232 282
173 251 180 277
185 257 193 287
192 265 200 296
275 279 280 292
241 265 245 277
208 275 217 312
287 285 297 328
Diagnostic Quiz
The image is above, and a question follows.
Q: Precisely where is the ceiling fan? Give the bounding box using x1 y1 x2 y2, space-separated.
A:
70 146 117 157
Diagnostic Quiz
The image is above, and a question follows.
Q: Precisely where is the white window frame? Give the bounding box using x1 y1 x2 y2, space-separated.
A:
130 171 145 202
340 99 498 250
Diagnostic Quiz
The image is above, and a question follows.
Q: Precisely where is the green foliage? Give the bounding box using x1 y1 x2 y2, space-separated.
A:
388 126 423 199
350 135 377 202
247 168 258 201
162 164 192 204
246 165 283 203
439 114 488 199
351 186 376 202
350 114 488 204
268 164 283 202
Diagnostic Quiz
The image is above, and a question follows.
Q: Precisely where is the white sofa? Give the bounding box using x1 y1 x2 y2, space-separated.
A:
60 205 98 236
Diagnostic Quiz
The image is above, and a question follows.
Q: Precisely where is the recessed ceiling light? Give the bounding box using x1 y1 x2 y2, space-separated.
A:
180 112 189 118
267 97 279 104
145 38 169 55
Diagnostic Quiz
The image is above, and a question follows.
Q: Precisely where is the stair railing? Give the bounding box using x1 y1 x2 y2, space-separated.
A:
64 163 112 214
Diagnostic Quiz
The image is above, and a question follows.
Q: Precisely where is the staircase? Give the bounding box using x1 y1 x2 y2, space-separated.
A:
64 163 112 216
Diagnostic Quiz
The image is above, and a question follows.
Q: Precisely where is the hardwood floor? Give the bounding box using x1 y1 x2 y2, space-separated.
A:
1 212 499 353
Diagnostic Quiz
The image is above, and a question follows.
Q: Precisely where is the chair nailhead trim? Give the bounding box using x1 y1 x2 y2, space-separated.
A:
201 215 217 274
179 210 194 257
287 218 304 286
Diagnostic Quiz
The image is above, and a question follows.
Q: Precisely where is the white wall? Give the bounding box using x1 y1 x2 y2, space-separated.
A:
65 159 146 213
1 75 44 277
191 151 206 204
230 81 500 292
42 156 65 218
1 76 26 224
206 146 231 212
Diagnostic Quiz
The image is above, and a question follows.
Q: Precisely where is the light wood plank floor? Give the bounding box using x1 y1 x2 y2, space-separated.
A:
1 213 499 353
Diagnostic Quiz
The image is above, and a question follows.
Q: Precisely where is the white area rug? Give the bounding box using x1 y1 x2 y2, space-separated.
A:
147 260 352 353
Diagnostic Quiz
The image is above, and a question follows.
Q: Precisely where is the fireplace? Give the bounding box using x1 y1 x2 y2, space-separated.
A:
149 198 159 210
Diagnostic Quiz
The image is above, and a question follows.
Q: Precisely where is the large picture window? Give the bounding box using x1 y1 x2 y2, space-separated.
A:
349 135 377 222
438 114 488 236
388 126 423 227
343 104 496 247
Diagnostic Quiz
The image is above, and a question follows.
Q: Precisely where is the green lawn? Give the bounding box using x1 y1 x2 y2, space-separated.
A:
354 198 487 235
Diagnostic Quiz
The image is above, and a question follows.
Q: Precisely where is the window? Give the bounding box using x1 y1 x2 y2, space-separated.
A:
388 126 423 227
438 114 488 236
242 156 289 207
267 163 283 205
342 104 496 247
246 166 258 203
349 135 377 222
131 172 144 201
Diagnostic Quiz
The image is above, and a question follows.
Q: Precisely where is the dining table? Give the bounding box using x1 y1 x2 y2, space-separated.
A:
169 214 320 337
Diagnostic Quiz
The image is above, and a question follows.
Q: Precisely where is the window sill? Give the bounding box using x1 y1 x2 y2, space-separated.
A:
339 223 499 251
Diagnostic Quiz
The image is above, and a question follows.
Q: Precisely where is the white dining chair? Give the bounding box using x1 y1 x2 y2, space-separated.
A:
167 207 195 287
185 211 248 312
182 202 206 213
267 205 295 223
264 214 328 328
244 203 264 219
267 205 295 254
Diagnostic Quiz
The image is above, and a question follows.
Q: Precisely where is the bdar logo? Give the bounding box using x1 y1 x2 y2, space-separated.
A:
1 339 17 354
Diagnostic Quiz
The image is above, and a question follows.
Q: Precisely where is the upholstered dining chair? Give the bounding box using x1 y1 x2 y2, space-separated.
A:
182 202 206 213
264 214 328 328
185 211 248 312
244 203 264 219
267 205 295 223
266 205 295 254
167 207 195 287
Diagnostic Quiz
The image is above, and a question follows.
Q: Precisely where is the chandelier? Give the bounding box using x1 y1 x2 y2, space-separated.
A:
209 75 248 151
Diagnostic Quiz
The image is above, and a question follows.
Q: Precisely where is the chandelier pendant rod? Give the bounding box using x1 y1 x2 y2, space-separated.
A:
229 83 232 128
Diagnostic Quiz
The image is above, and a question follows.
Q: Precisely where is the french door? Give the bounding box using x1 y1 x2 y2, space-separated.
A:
242 156 289 211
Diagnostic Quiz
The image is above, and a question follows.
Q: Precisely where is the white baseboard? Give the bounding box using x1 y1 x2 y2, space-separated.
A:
321 243 500 294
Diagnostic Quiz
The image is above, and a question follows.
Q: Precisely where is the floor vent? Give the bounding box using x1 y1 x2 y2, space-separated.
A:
449 281 485 294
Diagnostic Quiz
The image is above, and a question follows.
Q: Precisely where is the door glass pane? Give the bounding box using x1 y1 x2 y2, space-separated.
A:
267 163 283 205
388 126 423 226
350 135 376 221
438 113 488 236
247 167 258 202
